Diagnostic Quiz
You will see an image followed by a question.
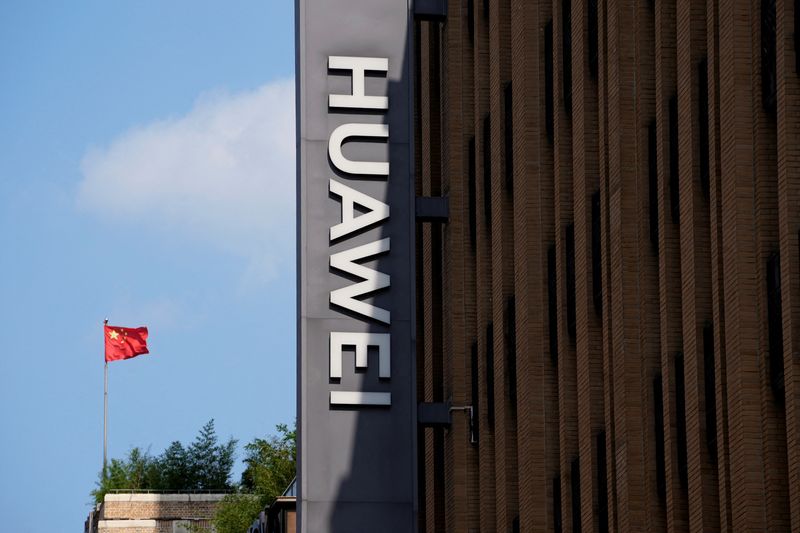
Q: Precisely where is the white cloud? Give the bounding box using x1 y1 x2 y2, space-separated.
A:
77 80 295 282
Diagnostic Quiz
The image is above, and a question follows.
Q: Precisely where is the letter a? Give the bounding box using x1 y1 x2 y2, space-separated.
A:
330 238 391 324
329 179 390 241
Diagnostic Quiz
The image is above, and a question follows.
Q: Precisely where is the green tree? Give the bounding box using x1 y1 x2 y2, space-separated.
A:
211 494 264 533
159 441 190 491
239 423 296 500
187 419 237 490
91 447 160 503
212 423 296 533
90 419 237 503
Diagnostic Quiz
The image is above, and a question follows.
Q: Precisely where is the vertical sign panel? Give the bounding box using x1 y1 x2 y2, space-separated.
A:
296 0 417 532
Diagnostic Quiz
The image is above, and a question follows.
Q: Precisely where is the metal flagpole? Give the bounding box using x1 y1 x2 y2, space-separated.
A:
103 318 108 477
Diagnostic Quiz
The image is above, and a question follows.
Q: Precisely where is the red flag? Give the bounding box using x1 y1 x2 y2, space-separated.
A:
104 325 149 362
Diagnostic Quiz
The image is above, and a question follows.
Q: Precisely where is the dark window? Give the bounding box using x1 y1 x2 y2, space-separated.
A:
562 0 572 117
553 477 563 533
468 136 477 249
471 341 480 447
698 59 710 200
767 252 785 402
669 94 680 224
483 0 489 20
545 20 555 143
433 429 446 529
596 432 609 533
505 296 518 412
467 0 475 43
588 0 598 79
795 0 800 73
504 82 514 194
548 245 559 364
648 120 659 251
592 191 602 316
566 224 577 340
512 516 520 533
675 352 688 491
570 457 582 533
762 0 777 114
703 322 717 462
483 115 492 229
654 374 666 503
486 322 495 429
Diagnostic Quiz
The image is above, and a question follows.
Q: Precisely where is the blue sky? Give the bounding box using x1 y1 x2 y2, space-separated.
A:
0 2 295 531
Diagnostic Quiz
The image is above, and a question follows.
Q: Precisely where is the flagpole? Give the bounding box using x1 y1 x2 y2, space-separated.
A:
103 318 108 477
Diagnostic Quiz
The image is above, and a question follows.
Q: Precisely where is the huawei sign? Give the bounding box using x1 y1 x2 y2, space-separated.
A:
326 56 392 407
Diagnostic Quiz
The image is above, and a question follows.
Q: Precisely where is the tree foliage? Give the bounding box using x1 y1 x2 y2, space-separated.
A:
92 419 236 503
211 423 296 533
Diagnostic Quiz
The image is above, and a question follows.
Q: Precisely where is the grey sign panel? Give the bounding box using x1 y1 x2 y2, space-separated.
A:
296 0 417 532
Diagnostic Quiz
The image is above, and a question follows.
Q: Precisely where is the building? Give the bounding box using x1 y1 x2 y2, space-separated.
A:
247 479 297 533
84 493 224 533
412 0 800 532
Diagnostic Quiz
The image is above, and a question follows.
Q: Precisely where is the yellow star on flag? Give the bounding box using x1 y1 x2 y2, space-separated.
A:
108 330 120 340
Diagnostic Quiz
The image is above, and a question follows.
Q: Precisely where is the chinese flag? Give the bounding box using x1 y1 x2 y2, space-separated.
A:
104 325 149 362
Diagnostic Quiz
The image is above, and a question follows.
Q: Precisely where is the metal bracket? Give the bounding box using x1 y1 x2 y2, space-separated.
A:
417 401 476 445
414 0 448 21
449 405 477 445
417 401 451 426
415 196 449 222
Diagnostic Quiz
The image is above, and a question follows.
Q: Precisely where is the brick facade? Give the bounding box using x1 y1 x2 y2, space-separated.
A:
414 1 800 531
103 494 222 520
86 494 224 533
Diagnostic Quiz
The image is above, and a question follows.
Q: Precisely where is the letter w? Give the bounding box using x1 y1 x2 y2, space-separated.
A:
330 238 390 324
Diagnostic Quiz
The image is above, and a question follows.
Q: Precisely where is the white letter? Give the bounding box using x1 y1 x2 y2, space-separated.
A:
328 56 389 110
328 123 389 176
330 238 391 324
329 332 391 379
329 179 390 241
330 391 391 406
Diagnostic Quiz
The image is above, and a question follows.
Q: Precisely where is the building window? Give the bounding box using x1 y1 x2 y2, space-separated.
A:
467 0 475 43
570 457 582 533
545 20 554 143
698 58 710 200
762 0 777 114
653 374 666 503
505 296 518 412
548 244 559 364
648 120 659 251
471 340 480 446
483 0 489 20
486 322 495 429
483 115 492 229
675 352 688 490
468 136 477 249
562 0 572 117
566 224 576 340
592 190 602 316
553 476 563 533
512 516 520 533
703 322 717 462
596 432 609 533
669 94 680 224
795 0 800 73
588 0 598 79
504 82 514 194
767 252 785 402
